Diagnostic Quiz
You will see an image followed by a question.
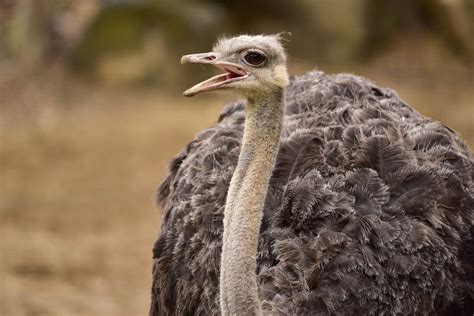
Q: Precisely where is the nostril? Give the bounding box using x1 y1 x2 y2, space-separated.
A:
206 56 216 60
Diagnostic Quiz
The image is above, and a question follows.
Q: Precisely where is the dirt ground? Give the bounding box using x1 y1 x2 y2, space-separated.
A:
0 62 472 316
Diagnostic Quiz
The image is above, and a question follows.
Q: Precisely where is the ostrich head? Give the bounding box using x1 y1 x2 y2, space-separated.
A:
181 34 289 97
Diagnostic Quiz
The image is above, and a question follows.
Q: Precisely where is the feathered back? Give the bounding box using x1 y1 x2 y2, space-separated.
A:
150 71 474 315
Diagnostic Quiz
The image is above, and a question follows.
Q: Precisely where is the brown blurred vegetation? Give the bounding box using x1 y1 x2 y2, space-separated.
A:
1 0 473 315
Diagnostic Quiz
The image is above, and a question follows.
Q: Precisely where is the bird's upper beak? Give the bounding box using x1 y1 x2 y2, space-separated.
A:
180 52 218 65
181 52 249 97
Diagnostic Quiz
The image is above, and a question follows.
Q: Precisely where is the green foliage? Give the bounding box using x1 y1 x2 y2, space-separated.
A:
72 3 172 69
360 0 473 62
70 0 225 85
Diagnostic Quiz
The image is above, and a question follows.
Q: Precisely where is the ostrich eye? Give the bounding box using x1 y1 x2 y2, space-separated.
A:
244 51 267 66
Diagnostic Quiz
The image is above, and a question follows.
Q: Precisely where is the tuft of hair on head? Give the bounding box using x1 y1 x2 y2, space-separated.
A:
274 32 291 45
213 33 290 52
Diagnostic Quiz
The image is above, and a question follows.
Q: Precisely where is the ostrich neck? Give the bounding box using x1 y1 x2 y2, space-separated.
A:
220 88 284 315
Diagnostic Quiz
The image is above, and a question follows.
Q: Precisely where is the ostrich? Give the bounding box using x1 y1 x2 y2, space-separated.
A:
150 34 473 315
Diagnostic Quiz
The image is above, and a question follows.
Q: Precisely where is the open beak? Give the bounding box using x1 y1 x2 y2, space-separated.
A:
181 52 249 97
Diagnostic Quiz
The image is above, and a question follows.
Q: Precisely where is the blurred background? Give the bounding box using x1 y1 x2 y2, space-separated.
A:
0 0 473 315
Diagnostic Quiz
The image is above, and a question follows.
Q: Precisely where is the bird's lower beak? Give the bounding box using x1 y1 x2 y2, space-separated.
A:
181 52 249 97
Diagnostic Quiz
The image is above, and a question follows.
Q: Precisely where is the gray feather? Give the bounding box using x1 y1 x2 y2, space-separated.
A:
150 71 474 315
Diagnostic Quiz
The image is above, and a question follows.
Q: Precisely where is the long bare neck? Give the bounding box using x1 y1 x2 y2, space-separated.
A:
220 88 284 315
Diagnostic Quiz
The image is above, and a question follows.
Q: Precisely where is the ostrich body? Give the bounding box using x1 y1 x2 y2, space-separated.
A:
150 35 474 315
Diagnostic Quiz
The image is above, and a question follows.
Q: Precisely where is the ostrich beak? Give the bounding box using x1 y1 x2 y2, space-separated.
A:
181 52 249 97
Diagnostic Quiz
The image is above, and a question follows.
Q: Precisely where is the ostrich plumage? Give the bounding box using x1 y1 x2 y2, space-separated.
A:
150 36 473 315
